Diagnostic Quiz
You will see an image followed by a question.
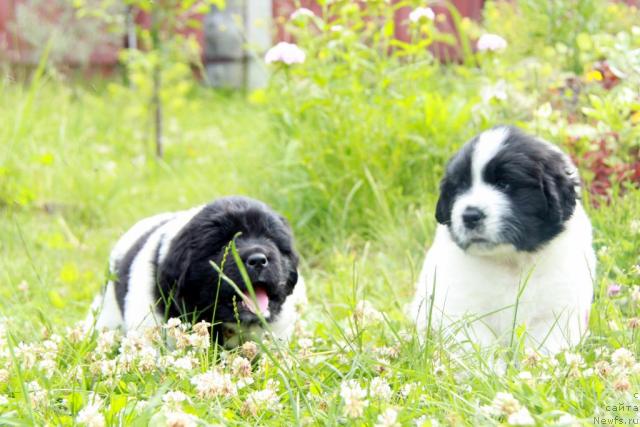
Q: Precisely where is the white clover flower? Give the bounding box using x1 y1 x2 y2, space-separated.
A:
631 286 640 303
614 376 631 391
354 300 383 326
340 379 369 418
507 407 535 426
374 346 400 360
611 347 636 368
298 337 314 349
265 42 306 65
164 318 182 329
477 34 508 52
231 356 252 378
0 394 8 405
162 390 189 408
241 341 259 360
409 7 435 23
565 352 585 369
242 381 281 416
137 346 158 373
489 392 521 417
370 377 392 401
0 369 9 383
77 401 105 427
165 410 197 427
517 371 533 381
173 354 198 373
16 342 37 369
630 219 640 235
290 7 315 20
400 382 416 398
192 320 211 337
66 323 86 344
27 380 47 408
39 358 57 378
376 407 400 427
191 369 237 398
481 80 508 103
522 348 542 367
96 329 119 355
330 24 344 33
187 332 209 350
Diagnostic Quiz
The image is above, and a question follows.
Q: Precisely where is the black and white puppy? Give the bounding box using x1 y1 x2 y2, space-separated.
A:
87 196 306 347
410 126 595 354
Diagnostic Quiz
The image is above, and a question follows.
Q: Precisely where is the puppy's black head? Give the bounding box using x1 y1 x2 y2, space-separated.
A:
435 126 579 253
156 196 299 335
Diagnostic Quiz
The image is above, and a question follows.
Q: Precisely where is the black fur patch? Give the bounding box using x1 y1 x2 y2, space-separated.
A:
155 196 299 344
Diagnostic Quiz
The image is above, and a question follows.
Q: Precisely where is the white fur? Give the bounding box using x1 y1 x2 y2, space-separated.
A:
86 206 306 346
410 129 596 355
451 127 512 253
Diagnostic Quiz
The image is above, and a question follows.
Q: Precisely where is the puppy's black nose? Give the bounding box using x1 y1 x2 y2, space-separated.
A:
246 252 268 269
462 207 485 229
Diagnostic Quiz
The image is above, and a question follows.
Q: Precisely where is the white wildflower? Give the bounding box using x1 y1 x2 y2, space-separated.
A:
488 392 521 417
477 34 508 52
77 401 105 427
370 377 392 401
164 318 182 329
376 407 400 427
290 7 315 20
162 390 188 408
340 379 368 418
27 380 47 408
191 369 237 398
0 369 9 383
241 341 259 359
265 42 306 65
165 410 197 427
242 381 281 416
354 300 383 326
611 348 635 368
231 356 252 378
409 7 435 23
508 407 535 426
400 382 416 398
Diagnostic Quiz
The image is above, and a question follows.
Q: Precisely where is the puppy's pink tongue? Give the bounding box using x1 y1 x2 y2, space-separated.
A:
243 287 269 315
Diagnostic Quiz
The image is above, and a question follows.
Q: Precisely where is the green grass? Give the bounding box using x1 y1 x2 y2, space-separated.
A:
1 1 640 424
0 75 638 426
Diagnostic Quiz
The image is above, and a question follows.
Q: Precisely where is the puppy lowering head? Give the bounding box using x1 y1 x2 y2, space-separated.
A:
156 197 299 335
435 126 580 255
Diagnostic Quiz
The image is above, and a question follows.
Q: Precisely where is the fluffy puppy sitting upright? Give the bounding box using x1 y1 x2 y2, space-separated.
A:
410 126 595 354
88 196 306 348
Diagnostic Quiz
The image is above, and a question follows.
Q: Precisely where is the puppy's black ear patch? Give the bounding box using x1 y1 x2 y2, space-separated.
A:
286 269 299 293
435 194 450 224
435 179 452 225
541 155 577 224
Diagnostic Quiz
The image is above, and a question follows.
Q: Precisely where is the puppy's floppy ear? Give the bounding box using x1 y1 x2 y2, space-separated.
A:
435 179 452 225
540 155 577 223
286 269 299 290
